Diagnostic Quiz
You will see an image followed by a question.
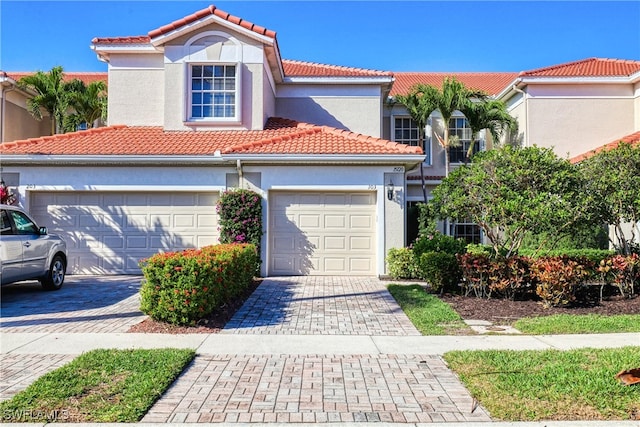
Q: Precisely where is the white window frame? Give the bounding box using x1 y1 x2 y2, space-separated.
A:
186 62 241 125
391 115 431 165
447 116 476 164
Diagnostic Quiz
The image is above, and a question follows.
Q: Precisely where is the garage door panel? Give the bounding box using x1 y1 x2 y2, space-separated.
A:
197 214 218 227
173 194 196 206
30 191 219 274
174 214 195 227
324 236 346 250
350 258 372 272
324 258 346 272
270 191 376 276
104 236 124 249
350 215 372 228
350 236 372 250
324 215 345 229
299 214 320 228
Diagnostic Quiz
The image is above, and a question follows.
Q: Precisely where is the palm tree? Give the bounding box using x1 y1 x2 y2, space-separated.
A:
394 84 439 201
63 80 108 132
432 76 487 177
18 66 76 135
459 99 515 163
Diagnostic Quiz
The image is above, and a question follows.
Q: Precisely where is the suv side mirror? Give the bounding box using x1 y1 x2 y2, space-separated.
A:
39 226 48 235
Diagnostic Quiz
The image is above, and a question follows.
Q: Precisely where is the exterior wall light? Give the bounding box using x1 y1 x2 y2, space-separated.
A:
387 181 394 201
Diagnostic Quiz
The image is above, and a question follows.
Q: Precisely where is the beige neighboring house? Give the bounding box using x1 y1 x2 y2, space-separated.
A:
0 71 107 143
384 58 640 244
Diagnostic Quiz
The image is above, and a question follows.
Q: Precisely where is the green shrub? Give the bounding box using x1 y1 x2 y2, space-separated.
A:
386 247 419 279
139 244 258 325
519 248 613 264
418 251 461 293
413 232 467 257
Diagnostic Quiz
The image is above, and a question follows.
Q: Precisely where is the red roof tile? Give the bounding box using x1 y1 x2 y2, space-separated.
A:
5 72 107 86
520 58 640 78
148 5 276 40
390 72 518 97
571 131 640 163
283 60 393 78
0 118 422 157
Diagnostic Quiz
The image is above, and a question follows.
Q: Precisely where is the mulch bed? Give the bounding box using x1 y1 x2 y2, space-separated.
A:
127 279 262 334
442 293 640 326
128 281 639 334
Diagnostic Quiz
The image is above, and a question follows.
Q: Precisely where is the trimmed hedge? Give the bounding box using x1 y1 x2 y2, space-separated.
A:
139 244 258 325
418 251 460 293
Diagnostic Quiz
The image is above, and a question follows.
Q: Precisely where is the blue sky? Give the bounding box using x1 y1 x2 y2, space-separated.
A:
2 1 639 73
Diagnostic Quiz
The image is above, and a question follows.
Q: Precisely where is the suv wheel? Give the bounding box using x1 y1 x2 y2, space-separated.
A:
41 255 65 291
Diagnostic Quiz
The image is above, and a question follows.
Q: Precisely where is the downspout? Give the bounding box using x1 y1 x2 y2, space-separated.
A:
236 159 243 188
512 85 528 147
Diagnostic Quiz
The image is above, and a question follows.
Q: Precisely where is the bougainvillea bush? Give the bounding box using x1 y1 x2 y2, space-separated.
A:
216 189 262 247
139 244 258 325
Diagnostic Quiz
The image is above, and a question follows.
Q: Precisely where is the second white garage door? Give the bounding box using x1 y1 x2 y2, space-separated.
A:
269 191 376 275
30 192 220 274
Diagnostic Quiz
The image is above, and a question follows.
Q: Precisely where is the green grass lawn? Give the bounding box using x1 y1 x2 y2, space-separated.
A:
387 284 469 335
444 347 640 421
0 348 195 423
514 314 640 334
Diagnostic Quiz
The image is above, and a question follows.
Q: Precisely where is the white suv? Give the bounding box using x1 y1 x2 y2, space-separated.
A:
1 204 67 290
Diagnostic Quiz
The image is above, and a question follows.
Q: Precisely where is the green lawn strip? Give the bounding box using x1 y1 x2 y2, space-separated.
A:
515 314 640 335
387 284 469 335
0 348 195 423
444 347 640 421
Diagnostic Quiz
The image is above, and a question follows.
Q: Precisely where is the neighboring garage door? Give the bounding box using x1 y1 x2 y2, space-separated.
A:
30 192 219 274
270 191 376 275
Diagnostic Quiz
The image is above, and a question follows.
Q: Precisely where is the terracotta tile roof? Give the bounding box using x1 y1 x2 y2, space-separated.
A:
148 5 276 39
390 72 518 97
520 58 640 78
283 60 393 78
0 118 422 157
4 72 107 85
92 5 276 45
571 131 640 163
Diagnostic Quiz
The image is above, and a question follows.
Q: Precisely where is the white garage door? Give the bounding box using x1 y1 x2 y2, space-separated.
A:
30 192 219 274
270 192 376 275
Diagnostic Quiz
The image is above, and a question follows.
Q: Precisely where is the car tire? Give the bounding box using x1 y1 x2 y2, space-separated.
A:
41 255 65 291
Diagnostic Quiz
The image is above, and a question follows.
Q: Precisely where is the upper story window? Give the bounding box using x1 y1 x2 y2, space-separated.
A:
189 64 238 121
393 116 431 164
448 117 478 163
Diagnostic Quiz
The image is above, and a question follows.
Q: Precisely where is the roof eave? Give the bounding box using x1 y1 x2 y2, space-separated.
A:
224 153 426 167
283 76 395 85
91 44 162 63
0 154 226 166
518 76 635 84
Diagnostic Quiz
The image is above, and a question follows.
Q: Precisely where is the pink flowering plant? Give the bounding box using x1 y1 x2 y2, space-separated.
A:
216 189 262 270
0 181 17 205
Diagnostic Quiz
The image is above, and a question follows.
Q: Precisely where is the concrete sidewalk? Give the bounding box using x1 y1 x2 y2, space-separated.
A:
2 331 639 355
1 276 639 425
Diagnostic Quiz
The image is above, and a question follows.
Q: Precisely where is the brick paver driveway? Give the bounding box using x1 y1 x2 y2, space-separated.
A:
223 276 420 335
1 275 491 422
0 275 145 333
